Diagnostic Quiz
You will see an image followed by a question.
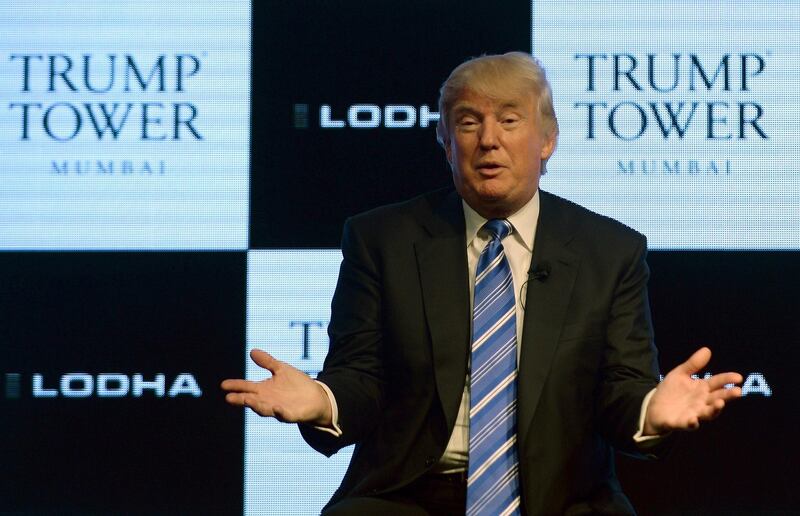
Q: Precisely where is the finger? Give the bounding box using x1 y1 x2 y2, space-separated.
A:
226 392 279 417
699 398 726 421
224 392 248 406
220 379 258 393
706 372 743 391
251 349 281 373
726 385 742 399
674 347 712 376
707 385 742 403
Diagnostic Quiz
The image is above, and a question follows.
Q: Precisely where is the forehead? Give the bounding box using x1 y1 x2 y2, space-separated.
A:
450 89 535 115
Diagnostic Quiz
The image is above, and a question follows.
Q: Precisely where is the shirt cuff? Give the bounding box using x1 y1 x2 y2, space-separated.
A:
312 380 342 437
633 388 667 445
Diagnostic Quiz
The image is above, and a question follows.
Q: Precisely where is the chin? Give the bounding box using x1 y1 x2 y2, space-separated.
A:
476 189 512 208
473 198 516 219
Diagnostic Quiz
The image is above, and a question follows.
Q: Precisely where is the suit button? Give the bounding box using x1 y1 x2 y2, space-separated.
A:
425 456 436 467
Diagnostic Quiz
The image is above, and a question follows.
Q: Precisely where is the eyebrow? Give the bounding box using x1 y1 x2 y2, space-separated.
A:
451 100 523 117
451 106 480 120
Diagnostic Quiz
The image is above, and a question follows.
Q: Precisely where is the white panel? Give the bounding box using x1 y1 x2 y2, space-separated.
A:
246 250 352 516
0 1 250 249
533 0 800 249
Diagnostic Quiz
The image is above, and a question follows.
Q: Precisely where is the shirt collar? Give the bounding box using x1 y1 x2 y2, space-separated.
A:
462 190 539 252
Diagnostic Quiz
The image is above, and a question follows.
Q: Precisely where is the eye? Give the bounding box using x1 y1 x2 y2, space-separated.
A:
456 117 479 131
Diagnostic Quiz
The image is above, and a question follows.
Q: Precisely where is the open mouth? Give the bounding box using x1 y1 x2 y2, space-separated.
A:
476 163 504 173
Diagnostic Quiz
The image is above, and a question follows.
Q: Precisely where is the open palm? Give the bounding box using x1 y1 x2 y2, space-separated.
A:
644 347 742 435
221 349 331 425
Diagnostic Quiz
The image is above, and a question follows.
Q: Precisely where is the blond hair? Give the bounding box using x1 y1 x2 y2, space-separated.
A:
436 52 559 148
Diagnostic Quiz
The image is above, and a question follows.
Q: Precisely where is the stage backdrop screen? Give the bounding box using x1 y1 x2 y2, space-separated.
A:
534 0 800 249
0 0 250 250
1 1 798 515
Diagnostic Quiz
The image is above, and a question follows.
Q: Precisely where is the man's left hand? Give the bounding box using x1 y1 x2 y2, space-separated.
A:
644 347 742 435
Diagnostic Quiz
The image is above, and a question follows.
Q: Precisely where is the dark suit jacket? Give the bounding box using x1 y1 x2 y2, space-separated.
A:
300 188 663 515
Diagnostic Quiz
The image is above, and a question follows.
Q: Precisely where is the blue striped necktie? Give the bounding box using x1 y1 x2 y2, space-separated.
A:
467 218 521 516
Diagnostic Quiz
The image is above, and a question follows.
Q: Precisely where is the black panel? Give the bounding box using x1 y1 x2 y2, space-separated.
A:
250 0 532 247
0 252 246 515
618 251 800 514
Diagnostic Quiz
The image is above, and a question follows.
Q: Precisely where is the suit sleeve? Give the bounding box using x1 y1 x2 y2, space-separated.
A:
299 217 386 456
596 234 669 457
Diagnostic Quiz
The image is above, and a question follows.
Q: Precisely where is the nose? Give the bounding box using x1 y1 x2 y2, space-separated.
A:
478 119 500 149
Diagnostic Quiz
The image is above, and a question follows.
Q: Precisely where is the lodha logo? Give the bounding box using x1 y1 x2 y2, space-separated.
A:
4 372 202 399
293 103 439 129
658 371 773 397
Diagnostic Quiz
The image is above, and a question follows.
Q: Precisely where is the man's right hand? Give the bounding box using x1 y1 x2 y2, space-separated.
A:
221 349 332 426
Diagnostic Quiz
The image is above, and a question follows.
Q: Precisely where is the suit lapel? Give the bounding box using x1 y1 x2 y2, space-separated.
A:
414 191 471 430
517 191 581 445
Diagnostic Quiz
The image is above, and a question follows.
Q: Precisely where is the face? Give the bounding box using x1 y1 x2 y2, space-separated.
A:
445 89 556 219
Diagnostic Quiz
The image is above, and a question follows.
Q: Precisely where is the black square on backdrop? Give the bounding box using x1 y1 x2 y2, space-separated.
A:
0 252 246 515
618 251 800 513
249 0 532 247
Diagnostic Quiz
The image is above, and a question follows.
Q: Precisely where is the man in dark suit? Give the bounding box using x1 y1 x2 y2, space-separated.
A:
223 52 742 515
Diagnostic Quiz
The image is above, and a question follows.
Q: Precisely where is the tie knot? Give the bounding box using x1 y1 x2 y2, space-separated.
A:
483 219 512 241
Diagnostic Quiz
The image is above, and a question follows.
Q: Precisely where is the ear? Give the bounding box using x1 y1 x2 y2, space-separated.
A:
444 139 453 165
540 133 557 160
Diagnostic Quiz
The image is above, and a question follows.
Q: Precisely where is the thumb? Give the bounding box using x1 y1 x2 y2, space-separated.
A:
250 349 281 373
675 347 711 376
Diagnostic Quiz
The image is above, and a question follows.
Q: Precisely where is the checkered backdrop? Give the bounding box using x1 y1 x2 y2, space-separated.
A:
1 1 798 514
